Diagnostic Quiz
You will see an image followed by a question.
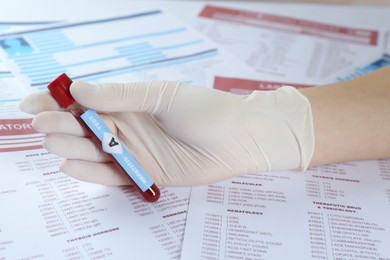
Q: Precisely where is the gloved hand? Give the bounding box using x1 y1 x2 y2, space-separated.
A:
20 80 314 186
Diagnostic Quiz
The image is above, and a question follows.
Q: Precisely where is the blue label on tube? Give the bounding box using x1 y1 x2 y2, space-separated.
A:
80 109 153 192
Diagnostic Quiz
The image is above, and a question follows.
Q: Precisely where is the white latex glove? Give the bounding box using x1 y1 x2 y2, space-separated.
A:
20 80 314 186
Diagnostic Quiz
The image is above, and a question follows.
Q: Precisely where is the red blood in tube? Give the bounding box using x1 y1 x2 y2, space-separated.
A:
48 73 160 202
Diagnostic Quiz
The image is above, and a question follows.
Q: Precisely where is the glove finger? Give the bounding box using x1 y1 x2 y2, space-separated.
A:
70 80 180 114
20 91 61 115
32 111 86 136
60 159 131 186
44 134 109 162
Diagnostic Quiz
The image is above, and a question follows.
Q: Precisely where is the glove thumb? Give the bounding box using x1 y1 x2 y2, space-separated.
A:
70 80 181 113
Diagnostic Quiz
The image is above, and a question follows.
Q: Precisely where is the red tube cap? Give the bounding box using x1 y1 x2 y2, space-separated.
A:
48 73 75 109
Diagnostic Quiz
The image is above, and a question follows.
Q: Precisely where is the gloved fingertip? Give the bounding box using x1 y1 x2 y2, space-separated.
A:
69 80 97 99
19 95 35 114
59 159 81 178
19 91 60 115
59 159 77 179
31 114 43 132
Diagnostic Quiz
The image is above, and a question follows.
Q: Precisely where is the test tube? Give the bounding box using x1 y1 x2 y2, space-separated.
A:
48 73 160 202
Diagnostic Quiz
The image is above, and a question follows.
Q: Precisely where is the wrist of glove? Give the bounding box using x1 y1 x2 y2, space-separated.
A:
20 80 314 186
